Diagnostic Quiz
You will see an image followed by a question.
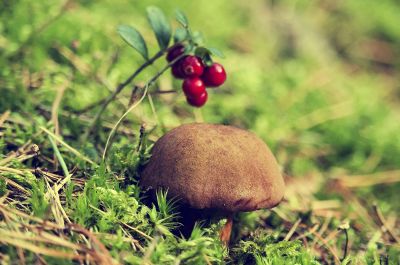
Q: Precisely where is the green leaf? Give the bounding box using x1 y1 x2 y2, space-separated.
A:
192 31 204 46
146 6 171 50
195 47 213 66
184 43 195 54
194 47 209 58
203 57 213 67
208 47 225 58
174 27 188 43
175 9 189 27
117 25 149 60
149 206 158 222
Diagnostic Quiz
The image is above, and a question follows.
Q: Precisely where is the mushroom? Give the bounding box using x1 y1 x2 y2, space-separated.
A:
140 123 285 244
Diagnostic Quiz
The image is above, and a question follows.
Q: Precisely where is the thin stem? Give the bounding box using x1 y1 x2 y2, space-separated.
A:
341 229 349 261
48 136 69 179
82 49 165 142
136 124 146 152
338 222 350 262
147 93 160 126
102 57 181 161
150 90 177 95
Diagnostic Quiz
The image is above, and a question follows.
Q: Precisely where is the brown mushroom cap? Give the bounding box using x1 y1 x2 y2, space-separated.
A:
140 123 285 213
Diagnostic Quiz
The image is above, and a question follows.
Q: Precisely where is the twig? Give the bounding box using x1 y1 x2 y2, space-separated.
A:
0 237 84 261
0 229 78 250
17 247 26 265
32 168 85 186
284 218 301 241
68 223 115 265
44 177 69 226
0 205 118 264
372 204 400 243
0 141 35 166
330 180 378 229
128 84 142 106
119 227 144 252
136 124 146 152
294 223 319 241
150 90 177 95
121 222 153 241
35 254 48 265
0 175 29 195
0 205 62 230
0 167 30 195
335 170 400 188
310 230 341 265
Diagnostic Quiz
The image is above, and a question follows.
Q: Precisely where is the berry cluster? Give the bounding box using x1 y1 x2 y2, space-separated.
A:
167 44 227 107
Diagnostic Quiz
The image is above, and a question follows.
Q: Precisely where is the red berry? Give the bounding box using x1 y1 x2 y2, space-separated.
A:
181 56 204 77
201 63 226 87
182 77 206 98
171 60 185 79
186 91 208 107
167 44 185 62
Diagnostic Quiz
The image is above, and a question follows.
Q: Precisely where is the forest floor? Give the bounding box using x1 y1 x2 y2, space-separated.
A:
0 0 399 264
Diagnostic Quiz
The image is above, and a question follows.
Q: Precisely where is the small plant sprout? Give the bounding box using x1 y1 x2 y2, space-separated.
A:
140 123 285 245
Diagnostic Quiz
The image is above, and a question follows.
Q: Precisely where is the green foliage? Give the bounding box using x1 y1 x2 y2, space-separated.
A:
146 6 171 50
117 25 149 60
207 47 225 58
30 179 50 218
107 139 152 185
151 190 180 235
231 232 319 265
123 223 226 265
174 27 188 43
175 9 189 28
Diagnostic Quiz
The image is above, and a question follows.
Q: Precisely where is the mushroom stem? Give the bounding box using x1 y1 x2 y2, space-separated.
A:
220 215 233 246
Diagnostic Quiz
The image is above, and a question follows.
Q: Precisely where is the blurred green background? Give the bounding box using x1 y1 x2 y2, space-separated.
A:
1 0 399 263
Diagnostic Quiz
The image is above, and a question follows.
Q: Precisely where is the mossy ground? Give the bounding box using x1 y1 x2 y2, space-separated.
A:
0 0 399 264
